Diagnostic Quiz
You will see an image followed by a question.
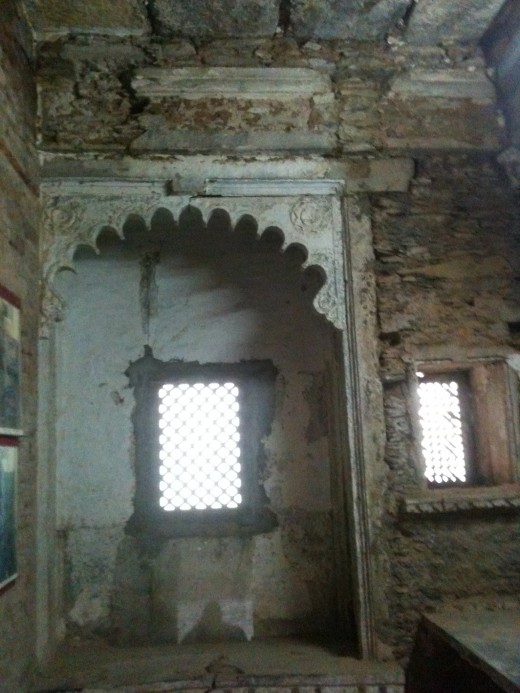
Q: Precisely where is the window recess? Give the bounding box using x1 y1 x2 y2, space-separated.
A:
415 360 519 489
126 347 278 538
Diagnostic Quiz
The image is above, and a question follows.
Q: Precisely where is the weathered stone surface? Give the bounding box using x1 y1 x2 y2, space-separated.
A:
13 2 520 674
150 0 279 38
497 145 520 187
290 0 410 40
129 67 336 153
405 0 505 45
133 67 332 100
390 69 496 101
336 72 502 153
130 126 336 154
343 158 414 193
23 0 149 38
36 39 502 155
374 153 520 657
402 486 520 515
482 3 520 159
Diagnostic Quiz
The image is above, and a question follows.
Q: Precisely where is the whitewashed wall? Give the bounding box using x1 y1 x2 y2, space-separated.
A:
52 218 342 643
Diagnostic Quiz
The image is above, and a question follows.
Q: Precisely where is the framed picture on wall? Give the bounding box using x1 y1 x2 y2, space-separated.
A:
0 285 22 436
0 438 17 592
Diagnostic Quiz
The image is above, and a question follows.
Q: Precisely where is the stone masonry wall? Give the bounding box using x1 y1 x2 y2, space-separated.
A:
0 2 40 691
34 32 520 659
373 154 520 657
36 37 499 155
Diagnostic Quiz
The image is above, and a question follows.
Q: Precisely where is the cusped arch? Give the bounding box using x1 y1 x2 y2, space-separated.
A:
41 196 346 333
38 181 378 658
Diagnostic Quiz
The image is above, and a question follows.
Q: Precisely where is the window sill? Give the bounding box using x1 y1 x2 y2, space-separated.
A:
127 505 278 538
401 484 520 516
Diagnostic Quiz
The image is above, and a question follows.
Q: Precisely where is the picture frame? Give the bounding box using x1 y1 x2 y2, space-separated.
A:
0 285 22 436
0 438 17 593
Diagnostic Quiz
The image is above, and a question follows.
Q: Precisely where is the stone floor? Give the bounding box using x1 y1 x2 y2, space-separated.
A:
31 637 404 692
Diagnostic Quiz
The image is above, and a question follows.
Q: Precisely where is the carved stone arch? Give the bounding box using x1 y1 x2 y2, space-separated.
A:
39 179 378 659
41 185 347 333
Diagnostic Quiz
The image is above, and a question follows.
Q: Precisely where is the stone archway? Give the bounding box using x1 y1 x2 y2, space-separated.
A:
37 178 378 658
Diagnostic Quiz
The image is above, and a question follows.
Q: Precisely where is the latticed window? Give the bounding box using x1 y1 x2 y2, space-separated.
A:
126 349 277 537
157 381 242 511
415 361 519 489
416 372 472 485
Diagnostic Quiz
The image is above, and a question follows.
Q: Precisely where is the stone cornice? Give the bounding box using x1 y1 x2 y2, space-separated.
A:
401 485 520 515
133 67 332 101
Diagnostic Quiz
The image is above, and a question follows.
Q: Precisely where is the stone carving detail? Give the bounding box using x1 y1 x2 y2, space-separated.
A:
40 187 346 331
41 198 89 277
194 196 287 232
41 285 66 333
290 196 334 236
402 492 520 515
308 252 346 329
194 196 345 328
40 185 172 333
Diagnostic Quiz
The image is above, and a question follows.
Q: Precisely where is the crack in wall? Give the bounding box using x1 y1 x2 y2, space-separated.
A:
142 0 163 36
139 250 160 342
278 0 292 35
401 0 418 30
118 68 150 118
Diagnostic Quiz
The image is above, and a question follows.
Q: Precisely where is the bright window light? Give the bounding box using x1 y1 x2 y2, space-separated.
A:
157 381 242 511
417 378 467 485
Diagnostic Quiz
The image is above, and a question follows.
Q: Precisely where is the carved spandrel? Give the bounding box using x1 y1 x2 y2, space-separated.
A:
309 252 346 330
193 195 337 249
41 190 347 331
193 196 346 329
290 196 335 236
41 198 90 277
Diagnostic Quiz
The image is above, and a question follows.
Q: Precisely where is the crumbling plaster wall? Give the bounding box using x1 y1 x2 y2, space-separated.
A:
36 30 520 658
0 3 40 690
52 220 341 644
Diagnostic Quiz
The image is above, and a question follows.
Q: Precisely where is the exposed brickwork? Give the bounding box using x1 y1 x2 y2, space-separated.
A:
0 2 40 691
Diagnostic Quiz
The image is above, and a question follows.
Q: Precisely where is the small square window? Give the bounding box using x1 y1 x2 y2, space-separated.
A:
415 360 519 489
126 349 277 537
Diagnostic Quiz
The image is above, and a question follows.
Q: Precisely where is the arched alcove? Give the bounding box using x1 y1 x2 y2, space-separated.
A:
49 203 356 648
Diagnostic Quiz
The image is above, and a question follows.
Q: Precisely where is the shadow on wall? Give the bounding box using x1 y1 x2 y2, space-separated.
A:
183 601 248 643
54 205 350 648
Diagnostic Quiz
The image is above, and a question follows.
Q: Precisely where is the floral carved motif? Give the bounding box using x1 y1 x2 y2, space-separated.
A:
290 196 334 237
40 188 347 332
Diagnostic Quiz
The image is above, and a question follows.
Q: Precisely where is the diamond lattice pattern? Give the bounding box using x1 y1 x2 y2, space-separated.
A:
417 379 467 484
157 381 242 511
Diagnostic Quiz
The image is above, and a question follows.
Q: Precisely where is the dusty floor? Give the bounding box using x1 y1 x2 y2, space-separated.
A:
32 637 404 691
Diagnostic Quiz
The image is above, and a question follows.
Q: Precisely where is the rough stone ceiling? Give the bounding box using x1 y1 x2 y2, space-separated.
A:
21 0 507 45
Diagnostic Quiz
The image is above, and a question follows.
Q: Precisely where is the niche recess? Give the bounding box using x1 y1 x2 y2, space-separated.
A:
37 180 377 658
